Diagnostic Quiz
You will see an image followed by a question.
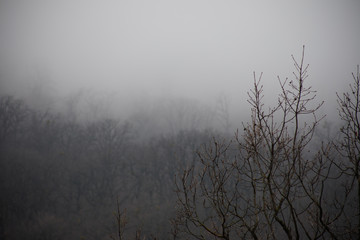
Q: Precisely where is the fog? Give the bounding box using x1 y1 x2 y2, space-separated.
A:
2 1 360 239
1 0 359 125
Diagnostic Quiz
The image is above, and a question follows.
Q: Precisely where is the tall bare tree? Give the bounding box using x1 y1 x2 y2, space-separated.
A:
336 65 360 238
174 47 345 239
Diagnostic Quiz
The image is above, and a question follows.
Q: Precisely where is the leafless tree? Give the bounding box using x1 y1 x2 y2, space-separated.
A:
110 197 127 240
174 47 346 239
336 65 360 238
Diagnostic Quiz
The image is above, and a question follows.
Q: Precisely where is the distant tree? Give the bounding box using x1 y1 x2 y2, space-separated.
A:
214 95 231 133
0 96 29 240
85 119 132 206
0 96 28 147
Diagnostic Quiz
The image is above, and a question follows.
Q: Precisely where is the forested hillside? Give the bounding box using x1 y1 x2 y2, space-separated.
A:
0 93 221 239
1 60 360 239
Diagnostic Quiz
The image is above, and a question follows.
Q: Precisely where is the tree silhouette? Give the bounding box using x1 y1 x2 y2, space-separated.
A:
173 47 349 239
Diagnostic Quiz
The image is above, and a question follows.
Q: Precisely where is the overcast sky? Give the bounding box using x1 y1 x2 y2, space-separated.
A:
1 0 360 120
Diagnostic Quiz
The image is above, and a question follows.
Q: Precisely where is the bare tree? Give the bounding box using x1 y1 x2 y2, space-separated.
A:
336 65 360 238
174 47 345 239
110 197 127 240
174 139 238 240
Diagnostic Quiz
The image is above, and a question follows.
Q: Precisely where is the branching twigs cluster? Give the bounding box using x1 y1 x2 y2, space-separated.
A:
237 46 334 239
174 139 238 240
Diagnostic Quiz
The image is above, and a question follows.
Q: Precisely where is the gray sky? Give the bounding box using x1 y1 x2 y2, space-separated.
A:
1 0 360 121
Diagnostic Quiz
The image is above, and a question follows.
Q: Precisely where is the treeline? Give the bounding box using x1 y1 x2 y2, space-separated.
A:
0 94 222 239
1 52 360 239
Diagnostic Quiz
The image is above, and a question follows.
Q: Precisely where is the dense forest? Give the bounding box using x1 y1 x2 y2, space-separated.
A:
1 54 360 239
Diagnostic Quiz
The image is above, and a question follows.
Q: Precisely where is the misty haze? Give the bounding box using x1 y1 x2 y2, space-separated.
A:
1 0 360 239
